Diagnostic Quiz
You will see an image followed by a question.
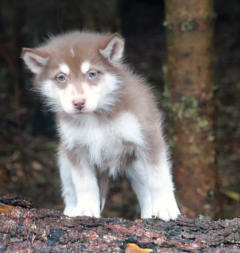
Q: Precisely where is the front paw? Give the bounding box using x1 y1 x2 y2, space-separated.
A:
152 195 180 221
64 206 100 218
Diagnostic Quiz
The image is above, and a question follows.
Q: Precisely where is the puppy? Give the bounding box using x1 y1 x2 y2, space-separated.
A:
21 31 180 220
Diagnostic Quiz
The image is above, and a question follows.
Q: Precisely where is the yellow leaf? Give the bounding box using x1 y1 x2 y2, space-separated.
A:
125 243 153 253
224 191 240 201
0 203 14 213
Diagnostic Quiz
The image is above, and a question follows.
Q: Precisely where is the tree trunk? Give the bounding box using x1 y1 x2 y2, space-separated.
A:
0 196 239 252
164 0 218 218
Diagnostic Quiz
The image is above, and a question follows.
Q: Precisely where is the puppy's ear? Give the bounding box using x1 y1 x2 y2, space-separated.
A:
99 33 125 64
21 48 49 74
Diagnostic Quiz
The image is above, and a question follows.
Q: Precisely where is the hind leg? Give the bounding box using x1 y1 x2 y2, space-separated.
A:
98 171 110 213
126 159 153 218
149 151 180 221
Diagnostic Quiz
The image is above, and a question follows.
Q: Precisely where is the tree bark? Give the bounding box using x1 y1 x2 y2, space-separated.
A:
164 0 219 218
0 196 239 252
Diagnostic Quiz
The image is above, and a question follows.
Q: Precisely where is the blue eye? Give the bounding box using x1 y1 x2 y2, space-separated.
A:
56 73 67 82
88 71 97 79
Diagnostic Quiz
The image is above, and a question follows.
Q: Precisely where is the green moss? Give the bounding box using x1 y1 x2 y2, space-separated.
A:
208 190 215 199
171 96 199 120
180 19 197 32
208 134 215 142
163 20 169 28
163 89 213 132
198 119 209 129
164 18 204 33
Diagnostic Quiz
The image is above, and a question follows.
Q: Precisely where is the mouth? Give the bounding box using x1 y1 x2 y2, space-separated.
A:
70 106 95 115
72 107 91 115
73 109 84 115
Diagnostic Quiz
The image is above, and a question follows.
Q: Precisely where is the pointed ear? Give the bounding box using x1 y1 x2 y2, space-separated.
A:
99 33 125 64
21 48 49 74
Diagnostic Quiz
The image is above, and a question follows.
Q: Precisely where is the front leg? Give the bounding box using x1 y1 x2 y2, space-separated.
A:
70 157 101 218
58 149 77 216
59 149 100 218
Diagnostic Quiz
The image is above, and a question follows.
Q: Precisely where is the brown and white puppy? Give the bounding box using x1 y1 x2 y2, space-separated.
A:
21 31 180 220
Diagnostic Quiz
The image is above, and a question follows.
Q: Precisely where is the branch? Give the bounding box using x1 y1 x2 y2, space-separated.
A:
0 196 239 252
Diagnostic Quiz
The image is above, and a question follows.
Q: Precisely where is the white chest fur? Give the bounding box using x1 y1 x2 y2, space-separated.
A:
58 112 144 175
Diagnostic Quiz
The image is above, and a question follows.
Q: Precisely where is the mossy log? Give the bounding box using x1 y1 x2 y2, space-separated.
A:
164 0 218 218
0 197 240 252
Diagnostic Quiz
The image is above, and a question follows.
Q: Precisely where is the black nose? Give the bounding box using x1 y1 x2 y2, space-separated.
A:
72 99 86 110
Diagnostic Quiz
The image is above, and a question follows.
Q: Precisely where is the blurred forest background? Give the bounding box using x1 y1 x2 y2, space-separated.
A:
0 0 239 220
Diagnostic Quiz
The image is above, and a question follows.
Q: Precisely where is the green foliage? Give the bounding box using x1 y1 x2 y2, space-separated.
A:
224 191 240 201
162 65 215 139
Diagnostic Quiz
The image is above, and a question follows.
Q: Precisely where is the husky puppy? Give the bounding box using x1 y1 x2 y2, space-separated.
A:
21 31 180 220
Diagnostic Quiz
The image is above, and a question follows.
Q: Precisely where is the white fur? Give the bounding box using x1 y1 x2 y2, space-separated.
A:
59 63 70 75
126 159 153 218
40 73 179 220
23 52 48 74
39 80 57 99
80 73 120 113
58 111 180 220
81 61 90 74
22 32 180 221
58 149 100 217
113 112 144 146
57 83 80 114
97 73 120 111
149 152 180 220
58 112 143 177
70 48 75 57
70 165 100 217
58 111 144 217
99 36 124 63
127 150 180 220
35 80 63 113
58 150 77 214
39 73 120 114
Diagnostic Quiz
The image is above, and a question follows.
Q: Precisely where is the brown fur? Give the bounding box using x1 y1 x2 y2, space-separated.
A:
40 32 165 167
21 31 180 220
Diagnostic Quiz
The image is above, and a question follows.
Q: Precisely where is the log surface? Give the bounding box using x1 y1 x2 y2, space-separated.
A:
0 197 239 252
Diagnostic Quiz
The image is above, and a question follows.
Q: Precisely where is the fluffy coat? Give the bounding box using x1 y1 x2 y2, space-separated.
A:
21 31 180 220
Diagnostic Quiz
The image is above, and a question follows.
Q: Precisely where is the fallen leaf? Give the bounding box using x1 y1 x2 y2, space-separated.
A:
125 243 153 253
32 161 43 171
224 191 240 201
0 203 14 213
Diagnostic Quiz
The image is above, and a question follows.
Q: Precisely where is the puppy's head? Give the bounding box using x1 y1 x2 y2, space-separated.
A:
21 31 125 115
